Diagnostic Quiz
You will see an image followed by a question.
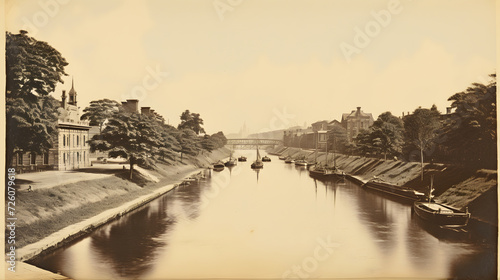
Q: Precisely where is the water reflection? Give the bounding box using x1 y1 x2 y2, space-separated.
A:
90 197 172 278
31 152 497 279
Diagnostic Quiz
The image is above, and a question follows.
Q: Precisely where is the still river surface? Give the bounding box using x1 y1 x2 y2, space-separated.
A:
31 151 496 279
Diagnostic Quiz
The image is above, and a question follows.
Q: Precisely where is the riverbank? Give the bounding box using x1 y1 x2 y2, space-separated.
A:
14 147 230 260
269 146 497 226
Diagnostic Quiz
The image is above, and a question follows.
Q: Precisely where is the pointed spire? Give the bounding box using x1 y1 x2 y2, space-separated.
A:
68 77 77 106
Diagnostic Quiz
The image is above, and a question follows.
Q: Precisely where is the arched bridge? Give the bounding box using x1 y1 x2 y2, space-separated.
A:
226 138 283 146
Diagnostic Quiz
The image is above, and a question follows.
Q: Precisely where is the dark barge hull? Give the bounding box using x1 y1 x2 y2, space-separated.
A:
413 202 470 227
363 181 425 201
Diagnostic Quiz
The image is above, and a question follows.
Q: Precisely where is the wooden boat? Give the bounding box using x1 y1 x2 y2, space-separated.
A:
262 156 271 162
279 155 287 160
413 202 470 227
363 178 425 201
251 146 264 169
308 137 343 177
213 161 225 171
309 164 343 177
225 150 237 166
294 159 308 166
284 157 294 164
238 156 247 162
413 175 470 227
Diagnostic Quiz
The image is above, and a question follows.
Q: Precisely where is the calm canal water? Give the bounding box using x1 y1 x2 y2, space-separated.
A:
31 151 496 279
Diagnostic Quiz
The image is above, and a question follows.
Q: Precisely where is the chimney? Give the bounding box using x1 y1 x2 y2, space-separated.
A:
141 107 151 116
446 107 452 114
61 90 67 108
126 99 139 113
357 107 361 114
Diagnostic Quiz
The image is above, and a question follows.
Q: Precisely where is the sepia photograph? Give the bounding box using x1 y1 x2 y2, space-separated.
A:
3 0 498 279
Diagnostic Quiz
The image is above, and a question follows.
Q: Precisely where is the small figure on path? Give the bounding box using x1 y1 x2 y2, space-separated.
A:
28 185 33 192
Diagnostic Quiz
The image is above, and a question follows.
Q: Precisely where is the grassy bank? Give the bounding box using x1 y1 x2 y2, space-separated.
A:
15 147 230 249
269 146 497 225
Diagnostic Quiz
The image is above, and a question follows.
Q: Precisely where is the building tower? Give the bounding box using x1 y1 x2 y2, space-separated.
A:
68 78 77 106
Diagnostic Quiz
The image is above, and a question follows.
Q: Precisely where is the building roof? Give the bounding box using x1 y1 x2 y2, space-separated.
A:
341 109 373 121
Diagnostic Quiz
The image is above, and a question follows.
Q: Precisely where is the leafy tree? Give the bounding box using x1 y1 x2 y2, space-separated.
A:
200 131 227 152
157 124 181 161
176 129 201 162
370 112 404 160
90 111 162 179
6 96 60 164
80 99 121 133
6 31 68 99
201 135 218 152
5 31 68 167
443 74 496 168
210 131 228 148
354 129 374 156
177 110 206 135
403 106 441 180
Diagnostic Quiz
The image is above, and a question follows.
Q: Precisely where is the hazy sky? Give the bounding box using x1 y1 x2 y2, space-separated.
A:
5 0 497 135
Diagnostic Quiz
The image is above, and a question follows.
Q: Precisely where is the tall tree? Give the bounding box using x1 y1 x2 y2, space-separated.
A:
5 31 68 167
90 111 162 179
354 129 374 156
80 99 121 133
443 74 496 168
157 124 181 161
6 31 68 99
177 110 206 135
370 112 404 160
176 129 201 162
403 106 441 180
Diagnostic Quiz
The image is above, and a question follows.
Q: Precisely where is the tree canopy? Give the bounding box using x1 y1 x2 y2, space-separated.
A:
370 112 404 160
443 74 496 168
177 110 206 134
5 31 68 167
90 110 163 179
403 106 441 179
80 99 121 133
6 31 68 100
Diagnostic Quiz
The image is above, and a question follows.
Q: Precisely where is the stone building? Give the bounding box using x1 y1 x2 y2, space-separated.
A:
12 80 91 172
341 107 374 142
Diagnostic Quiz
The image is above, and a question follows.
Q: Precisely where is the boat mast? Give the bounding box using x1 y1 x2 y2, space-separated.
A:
325 136 329 166
429 174 434 203
314 132 318 164
333 135 337 168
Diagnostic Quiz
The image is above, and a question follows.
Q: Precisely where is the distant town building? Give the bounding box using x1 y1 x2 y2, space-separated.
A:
12 79 91 172
311 120 329 132
341 107 374 142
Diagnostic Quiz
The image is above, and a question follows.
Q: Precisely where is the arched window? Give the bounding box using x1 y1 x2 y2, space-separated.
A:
30 152 36 165
63 152 66 164
77 136 79 146
17 152 23 165
63 135 66 147
83 136 86 146
43 153 49 165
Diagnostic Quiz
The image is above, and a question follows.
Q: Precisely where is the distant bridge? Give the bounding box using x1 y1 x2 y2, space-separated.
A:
226 138 283 146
